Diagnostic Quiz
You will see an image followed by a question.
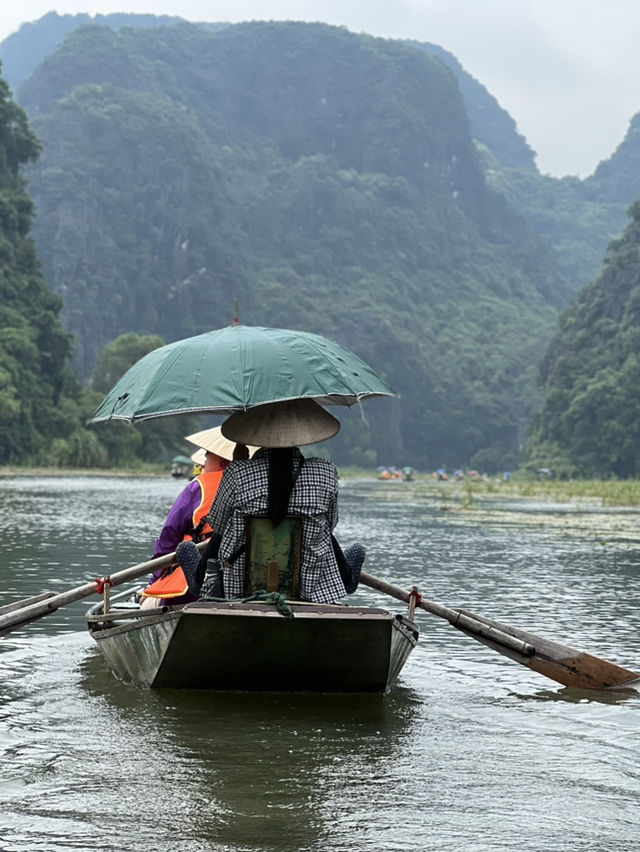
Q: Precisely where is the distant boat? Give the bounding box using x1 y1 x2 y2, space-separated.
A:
378 467 403 480
170 455 194 478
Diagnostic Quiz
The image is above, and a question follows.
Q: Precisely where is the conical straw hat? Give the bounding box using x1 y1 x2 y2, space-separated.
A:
221 399 340 448
190 447 207 467
184 426 257 461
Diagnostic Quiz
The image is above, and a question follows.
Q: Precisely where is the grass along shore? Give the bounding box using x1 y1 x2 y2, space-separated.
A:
338 469 640 508
4 464 640 508
445 476 640 507
0 464 167 478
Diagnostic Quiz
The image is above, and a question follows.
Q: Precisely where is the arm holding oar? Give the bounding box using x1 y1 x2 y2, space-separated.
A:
359 571 640 692
0 541 209 637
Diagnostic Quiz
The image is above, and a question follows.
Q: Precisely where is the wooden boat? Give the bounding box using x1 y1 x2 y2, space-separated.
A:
86 595 419 692
170 455 194 478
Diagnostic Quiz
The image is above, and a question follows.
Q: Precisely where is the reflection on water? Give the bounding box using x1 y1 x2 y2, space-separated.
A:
79 652 421 851
1 476 640 851
513 685 640 705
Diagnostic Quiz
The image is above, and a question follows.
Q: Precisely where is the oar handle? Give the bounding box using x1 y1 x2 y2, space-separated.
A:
359 572 534 658
0 540 208 635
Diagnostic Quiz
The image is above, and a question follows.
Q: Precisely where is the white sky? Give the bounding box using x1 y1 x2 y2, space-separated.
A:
2 0 639 178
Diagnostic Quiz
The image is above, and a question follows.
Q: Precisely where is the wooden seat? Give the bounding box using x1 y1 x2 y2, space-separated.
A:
244 515 302 599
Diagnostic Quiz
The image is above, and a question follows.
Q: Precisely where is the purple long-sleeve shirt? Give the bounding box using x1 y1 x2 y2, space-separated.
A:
152 479 202 565
148 480 203 602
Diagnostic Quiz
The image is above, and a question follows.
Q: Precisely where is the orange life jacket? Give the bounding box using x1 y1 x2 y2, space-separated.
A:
184 469 225 542
142 469 225 599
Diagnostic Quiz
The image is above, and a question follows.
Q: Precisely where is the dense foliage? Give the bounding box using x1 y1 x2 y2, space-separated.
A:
410 41 536 170
0 73 199 469
5 13 633 302
482 155 628 295
527 201 640 477
0 11 227 93
10 20 571 471
0 68 84 464
477 87 640 300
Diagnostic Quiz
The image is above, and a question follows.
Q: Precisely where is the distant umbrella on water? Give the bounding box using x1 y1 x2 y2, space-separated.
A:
89 324 395 423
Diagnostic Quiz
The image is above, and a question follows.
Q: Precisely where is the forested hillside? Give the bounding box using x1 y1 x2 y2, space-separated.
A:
0 11 535 177
5 20 572 471
4 16 640 472
0 11 227 93
481 79 640 298
527 201 640 477
6 13 632 303
0 72 81 463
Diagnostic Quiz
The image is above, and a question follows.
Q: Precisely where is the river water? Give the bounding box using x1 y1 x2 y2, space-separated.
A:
1 475 639 852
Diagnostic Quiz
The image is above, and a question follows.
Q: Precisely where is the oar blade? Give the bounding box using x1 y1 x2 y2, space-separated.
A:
457 609 640 691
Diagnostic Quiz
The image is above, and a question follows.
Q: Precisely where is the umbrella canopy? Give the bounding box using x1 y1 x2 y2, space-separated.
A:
89 324 394 423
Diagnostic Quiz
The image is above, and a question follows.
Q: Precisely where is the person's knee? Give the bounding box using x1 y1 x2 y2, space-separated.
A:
343 542 365 593
345 542 366 570
176 541 205 595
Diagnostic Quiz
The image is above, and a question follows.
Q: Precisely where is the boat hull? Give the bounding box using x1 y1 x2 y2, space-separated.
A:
88 600 418 693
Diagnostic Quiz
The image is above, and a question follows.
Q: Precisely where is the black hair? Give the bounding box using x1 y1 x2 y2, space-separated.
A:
233 443 249 461
267 447 295 527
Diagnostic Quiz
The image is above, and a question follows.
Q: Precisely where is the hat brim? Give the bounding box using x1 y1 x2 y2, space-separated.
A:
190 447 207 467
221 399 340 448
184 426 257 461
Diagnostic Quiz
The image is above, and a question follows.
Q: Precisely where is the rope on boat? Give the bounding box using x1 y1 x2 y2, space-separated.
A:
246 591 295 618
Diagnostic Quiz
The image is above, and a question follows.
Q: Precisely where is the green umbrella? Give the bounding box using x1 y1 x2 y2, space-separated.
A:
89 324 394 423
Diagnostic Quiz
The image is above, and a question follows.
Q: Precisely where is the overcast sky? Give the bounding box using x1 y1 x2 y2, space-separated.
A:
2 0 639 178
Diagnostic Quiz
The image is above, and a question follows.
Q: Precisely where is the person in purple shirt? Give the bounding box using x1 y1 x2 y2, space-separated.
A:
143 427 252 604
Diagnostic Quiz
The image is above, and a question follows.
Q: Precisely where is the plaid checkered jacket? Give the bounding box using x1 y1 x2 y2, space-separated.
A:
206 448 346 603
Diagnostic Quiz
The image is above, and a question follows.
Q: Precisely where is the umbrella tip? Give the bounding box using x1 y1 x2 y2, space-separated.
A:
233 299 239 325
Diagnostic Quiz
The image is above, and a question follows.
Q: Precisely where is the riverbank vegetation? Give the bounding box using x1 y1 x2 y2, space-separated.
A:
340 469 640 507
5 460 640 510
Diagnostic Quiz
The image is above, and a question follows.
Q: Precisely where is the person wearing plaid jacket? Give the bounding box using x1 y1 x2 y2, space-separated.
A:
175 399 365 604
208 447 346 603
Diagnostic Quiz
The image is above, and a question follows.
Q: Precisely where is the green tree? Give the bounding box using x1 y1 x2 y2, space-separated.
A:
90 331 165 393
0 66 81 464
88 331 204 466
527 201 640 477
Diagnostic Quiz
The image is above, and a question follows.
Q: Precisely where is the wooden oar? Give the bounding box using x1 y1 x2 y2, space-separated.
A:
0 541 208 637
360 571 640 692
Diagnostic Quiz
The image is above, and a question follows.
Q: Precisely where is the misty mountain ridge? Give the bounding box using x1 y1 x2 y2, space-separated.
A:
1 15 639 472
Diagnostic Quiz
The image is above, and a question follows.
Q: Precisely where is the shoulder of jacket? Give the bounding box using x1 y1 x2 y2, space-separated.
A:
228 457 264 473
304 457 338 473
